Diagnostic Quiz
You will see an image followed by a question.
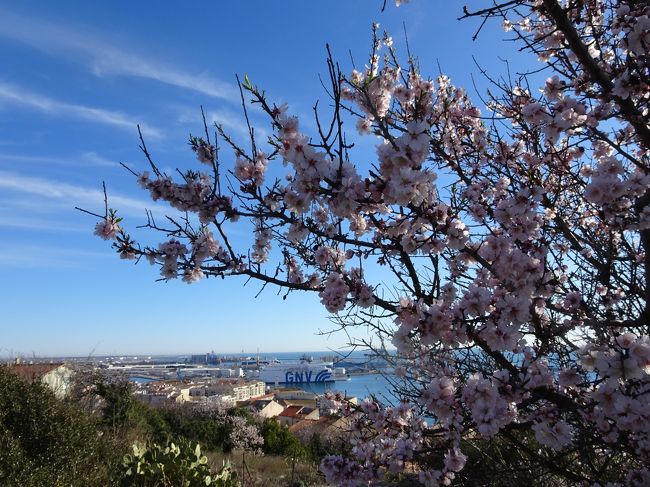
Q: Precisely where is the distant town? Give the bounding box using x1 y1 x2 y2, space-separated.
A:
2 350 393 432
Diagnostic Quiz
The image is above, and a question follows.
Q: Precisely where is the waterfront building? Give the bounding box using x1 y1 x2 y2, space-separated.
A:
180 379 266 403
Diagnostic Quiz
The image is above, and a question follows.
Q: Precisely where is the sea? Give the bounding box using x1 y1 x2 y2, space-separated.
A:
298 372 397 403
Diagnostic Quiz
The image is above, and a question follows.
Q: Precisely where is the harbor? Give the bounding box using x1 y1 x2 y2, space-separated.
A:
89 350 396 406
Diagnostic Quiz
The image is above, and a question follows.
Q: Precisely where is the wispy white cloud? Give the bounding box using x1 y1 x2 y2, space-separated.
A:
0 170 163 219
79 152 122 168
0 151 123 168
178 107 271 143
0 8 238 101
0 214 87 233
92 56 237 101
0 243 112 269
0 82 160 138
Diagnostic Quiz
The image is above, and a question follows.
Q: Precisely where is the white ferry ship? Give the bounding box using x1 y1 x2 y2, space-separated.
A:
254 361 348 384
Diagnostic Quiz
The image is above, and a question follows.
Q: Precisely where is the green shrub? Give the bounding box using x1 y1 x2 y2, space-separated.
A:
157 405 230 450
121 440 239 487
260 419 307 458
0 366 124 487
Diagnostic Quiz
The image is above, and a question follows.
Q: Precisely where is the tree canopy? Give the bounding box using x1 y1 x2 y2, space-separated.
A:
89 1 650 484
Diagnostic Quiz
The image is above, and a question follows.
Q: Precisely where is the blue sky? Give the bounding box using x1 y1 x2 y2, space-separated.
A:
0 1 530 357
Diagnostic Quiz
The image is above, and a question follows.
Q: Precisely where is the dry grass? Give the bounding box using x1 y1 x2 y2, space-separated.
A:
207 450 325 487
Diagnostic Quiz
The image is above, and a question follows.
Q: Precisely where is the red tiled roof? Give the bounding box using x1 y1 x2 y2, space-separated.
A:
279 405 304 417
5 363 65 382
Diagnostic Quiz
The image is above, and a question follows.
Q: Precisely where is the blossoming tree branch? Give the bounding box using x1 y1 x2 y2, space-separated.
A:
84 0 650 485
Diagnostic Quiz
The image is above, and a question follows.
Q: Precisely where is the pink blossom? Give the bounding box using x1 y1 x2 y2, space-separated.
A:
533 420 573 451
319 273 349 313
94 218 120 240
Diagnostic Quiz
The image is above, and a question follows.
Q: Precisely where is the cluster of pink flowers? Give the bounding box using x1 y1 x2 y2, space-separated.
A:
251 221 272 264
419 377 456 426
348 268 375 308
156 239 188 280
615 6 650 58
93 216 121 240
192 230 226 266
462 373 517 437
285 256 305 285
321 398 429 485
234 151 269 187
532 419 573 451
373 124 438 207
138 170 235 224
190 137 215 164
319 273 349 313
313 246 346 268
345 63 400 123
581 333 650 381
